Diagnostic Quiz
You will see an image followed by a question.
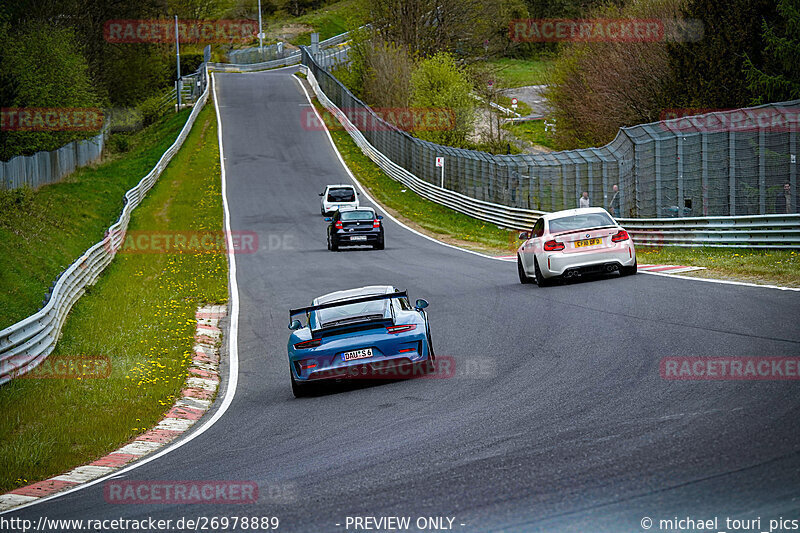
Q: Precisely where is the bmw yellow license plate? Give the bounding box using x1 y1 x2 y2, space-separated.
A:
574 238 602 248
342 348 373 362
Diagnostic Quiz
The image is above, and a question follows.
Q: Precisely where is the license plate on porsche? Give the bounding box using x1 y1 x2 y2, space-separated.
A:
575 238 602 248
350 235 367 241
342 348 373 361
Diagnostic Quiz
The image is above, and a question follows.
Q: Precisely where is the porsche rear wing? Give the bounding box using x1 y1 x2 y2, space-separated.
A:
289 291 408 324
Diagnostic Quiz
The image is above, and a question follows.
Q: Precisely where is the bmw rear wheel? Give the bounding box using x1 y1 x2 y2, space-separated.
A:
534 258 551 287
518 255 532 284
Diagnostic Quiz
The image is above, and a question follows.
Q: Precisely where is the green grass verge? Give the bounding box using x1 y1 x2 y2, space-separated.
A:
503 119 557 150
0 110 192 329
272 0 365 46
0 103 227 492
486 58 554 87
309 88 799 286
638 247 800 287
309 97 518 254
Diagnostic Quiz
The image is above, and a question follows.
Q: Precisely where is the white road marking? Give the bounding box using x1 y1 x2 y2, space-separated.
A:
1 70 243 514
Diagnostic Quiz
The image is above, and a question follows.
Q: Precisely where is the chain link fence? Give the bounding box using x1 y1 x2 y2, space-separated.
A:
303 48 799 219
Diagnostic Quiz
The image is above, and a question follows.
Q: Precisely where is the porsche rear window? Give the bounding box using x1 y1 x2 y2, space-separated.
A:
316 299 386 326
327 188 355 202
340 210 374 221
548 213 615 233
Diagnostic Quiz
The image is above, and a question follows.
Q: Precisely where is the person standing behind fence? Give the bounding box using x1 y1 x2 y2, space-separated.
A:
608 184 620 217
579 191 590 208
775 182 792 214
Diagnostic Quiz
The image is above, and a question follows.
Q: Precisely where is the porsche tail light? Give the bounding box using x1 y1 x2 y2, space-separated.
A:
544 240 565 251
386 324 416 334
294 339 321 349
612 230 630 242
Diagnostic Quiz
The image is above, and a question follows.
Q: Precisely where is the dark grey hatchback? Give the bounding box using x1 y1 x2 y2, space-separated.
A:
326 207 385 250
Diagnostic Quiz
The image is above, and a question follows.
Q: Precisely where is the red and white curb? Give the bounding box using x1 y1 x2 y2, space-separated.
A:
638 264 706 274
494 254 705 274
0 304 227 512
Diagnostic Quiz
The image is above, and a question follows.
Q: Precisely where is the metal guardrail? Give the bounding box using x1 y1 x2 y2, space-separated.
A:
208 29 355 73
1 130 108 190
209 52 301 72
303 63 800 248
0 66 211 385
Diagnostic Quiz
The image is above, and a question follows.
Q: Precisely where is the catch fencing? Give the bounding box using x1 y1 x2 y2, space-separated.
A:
0 66 211 384
301 48 800 247
301 50 798 220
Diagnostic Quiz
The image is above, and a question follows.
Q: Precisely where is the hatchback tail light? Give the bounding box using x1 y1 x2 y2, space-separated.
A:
386 324 416 334
544 240 565 251
334 221 343 230
612 230 630 242
373 219 380 228
294 339 321 349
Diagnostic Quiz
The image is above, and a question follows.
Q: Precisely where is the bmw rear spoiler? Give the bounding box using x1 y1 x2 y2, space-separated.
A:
289 291 408 323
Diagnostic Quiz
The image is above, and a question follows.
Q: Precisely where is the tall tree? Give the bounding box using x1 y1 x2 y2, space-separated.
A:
667 0 776 108
743 0 800 104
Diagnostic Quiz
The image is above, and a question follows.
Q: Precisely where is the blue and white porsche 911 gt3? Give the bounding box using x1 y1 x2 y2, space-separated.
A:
287 286 435 397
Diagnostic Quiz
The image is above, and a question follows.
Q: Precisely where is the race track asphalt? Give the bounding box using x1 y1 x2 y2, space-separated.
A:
8 68 800 533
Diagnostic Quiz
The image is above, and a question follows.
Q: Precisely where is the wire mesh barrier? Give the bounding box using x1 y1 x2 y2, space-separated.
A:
0 66 211 384
302 49 799 220
227 42 287 64
301 48 799 247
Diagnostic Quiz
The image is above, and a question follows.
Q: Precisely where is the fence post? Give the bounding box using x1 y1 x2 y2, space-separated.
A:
655 139 662 217
729 131 736 215
701 132 709 216
759 128 766 214
677 135 684 217
791 130 797 214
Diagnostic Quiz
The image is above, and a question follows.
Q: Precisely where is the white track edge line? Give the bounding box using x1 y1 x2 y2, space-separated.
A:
292 74 502 263
292 73 800 293
2 72 242 514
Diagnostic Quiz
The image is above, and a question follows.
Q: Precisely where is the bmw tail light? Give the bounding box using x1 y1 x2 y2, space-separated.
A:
386 324 416 334
544 240 565 251
294 339 321 349
612 230 630 242
334 221 343 230
373 219 380 228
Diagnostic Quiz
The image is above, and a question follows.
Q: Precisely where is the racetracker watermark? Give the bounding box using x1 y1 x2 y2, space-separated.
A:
104 230 259 254
661 357 800 380
104 481 258 504
509 18 703 42
2 355 111 380
104 19 257 43
302 107 455 132
659 106 800 133
1 108 103 131
298 356 497 381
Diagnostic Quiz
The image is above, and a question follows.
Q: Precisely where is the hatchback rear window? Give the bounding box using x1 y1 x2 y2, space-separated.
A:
340 210 374 221
327 188 355 202
548 212 615 233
